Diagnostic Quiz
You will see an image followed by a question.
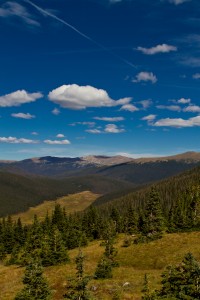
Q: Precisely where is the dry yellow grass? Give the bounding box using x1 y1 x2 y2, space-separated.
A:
1 231 200 299
11 191 99 224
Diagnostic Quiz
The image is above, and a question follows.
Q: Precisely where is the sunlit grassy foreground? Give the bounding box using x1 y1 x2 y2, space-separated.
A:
1 231 200 299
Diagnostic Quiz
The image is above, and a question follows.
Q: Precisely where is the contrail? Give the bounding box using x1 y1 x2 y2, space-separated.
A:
23 0 136 68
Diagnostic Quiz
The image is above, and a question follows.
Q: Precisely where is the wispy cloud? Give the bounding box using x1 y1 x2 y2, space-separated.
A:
0 1 40 26
44 139 71 145
167 0 191 5
132 72 157 84
86 124 125 134
141 114 157 125
94 117 124 122
139 99 153 109
25 0 136 68
48 84 132 110
120 104 139 112
0 90 43 107
156 105 181 111
52 108 60 115
11 112 35 119
193 73 200 79
137 44 177 55
0 136 38 144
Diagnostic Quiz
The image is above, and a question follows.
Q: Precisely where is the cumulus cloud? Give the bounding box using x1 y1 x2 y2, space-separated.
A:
44 139 71 145
156 105 181 111
94 117 124 122
120 104 139 112
0 90 43 107
104 124 125 133
183 105 200 113
193 73 200 79
48 84 132 110
0 2 40 26
154 116 200 128
56 134 65 138
52 108 60 115
177 98 191 104
0 136 38 144
132 72 157 84
137 44 177 55
11 112 35 119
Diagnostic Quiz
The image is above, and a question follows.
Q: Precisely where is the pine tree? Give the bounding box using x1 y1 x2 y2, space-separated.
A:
64 250 92 299
140 188 165 241
156 253 200 299
14 259 51 300
94 256 113 279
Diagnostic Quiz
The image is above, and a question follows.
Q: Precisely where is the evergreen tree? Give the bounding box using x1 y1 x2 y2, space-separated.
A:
14 259 51 300
156 253 200 299
64 250 92 299
139 188 165 242
94 256 113 279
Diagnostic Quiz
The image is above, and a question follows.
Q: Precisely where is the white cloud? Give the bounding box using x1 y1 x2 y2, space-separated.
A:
183 105 200 113
177 98 191 104
167 0 191 5
48 84 132 110
44 139 71 145
56 134 65 138
11 112 35 119
132 72 157 84
0 90 43 107
154 116 200 128
52 108 60 115
180 57 200 67
141 114 157 122
31 132 38 135
0 136 38 144
86 124 125 134
139 99 153 109
0 2 40 26
69 122 96 127
156 105 181 111
104 124 125 133
86 129 102 134
120 104 139 112
94 117 124 122
137 44 177 55
193 73 200 79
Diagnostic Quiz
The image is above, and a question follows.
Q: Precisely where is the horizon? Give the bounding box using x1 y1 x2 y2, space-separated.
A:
1 0 200 160
0 150 198 162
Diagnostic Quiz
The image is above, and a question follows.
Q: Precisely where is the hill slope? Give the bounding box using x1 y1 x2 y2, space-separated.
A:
1 232 200 300
0 171 134 217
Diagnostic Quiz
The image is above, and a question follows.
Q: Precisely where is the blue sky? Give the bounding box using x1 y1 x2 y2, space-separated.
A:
0 0 200 160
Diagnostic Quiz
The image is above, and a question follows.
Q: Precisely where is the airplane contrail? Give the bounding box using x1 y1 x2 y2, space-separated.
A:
24 0 136 69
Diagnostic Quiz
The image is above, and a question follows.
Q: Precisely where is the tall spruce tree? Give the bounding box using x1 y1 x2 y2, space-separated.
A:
140 187 165 241
15 259 51 300
64 250 92 300
157 253 200 299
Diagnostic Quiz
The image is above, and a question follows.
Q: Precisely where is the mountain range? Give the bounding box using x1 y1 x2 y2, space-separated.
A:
1 151 200 217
